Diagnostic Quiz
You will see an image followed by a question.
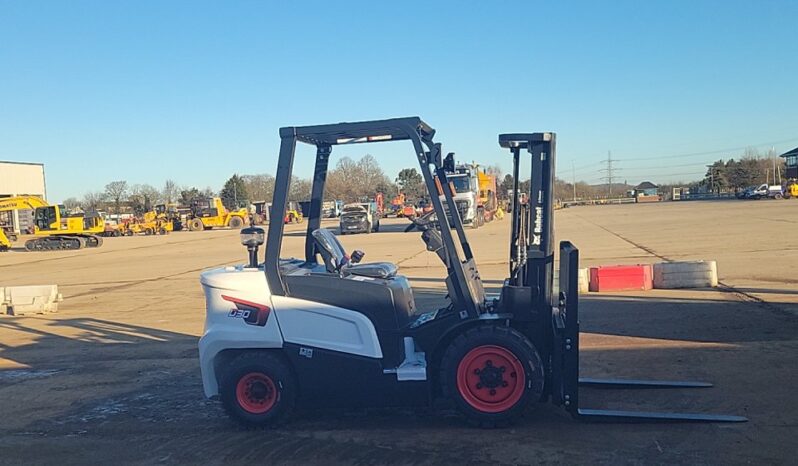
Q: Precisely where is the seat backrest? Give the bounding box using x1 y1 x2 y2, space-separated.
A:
311 228 347 273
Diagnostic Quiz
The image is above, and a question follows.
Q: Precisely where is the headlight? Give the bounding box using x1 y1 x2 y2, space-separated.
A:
240 227 265 247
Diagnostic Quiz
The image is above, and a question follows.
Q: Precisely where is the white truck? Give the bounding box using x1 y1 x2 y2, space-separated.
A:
444 169 479 226
740 184 784 200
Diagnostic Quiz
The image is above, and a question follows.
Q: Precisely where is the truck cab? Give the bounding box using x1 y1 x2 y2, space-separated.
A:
443 166 479 227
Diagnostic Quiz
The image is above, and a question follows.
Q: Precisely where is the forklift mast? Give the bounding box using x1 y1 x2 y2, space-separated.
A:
499 133 556 310
498 132 746 424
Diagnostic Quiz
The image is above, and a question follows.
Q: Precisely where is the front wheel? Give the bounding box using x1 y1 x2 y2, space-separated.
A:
440 325 544 428
220 352 297 428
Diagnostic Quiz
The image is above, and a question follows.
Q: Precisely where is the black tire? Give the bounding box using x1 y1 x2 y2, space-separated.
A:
158 228 168 235
220 352 297 428
229 216 245 229
189 218 204 231
440 325 544 428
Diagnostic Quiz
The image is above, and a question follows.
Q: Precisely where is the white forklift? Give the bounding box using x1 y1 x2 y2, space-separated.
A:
198 117 746 427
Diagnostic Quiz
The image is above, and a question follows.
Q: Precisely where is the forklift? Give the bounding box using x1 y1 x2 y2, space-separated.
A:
198 117 746 427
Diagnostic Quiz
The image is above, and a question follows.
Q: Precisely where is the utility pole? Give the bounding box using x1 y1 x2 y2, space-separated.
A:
571 160 577 201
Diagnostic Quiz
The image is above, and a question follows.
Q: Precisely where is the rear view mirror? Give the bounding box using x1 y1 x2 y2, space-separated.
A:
444 152 455 172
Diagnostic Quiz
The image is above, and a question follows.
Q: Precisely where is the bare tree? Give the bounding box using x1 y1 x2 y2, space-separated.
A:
242 174 276 202
326 154 392 202
485 164 503 180
104 181 129 216
289 177 312 202
82 191 106 212
62 197 82 211
162 179 178 204
129 184 161 215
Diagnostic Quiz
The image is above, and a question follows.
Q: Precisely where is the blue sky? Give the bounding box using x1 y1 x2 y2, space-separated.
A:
1 0 796 201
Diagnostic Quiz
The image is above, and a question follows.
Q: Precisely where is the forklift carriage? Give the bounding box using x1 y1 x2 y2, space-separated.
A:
198 117 746 427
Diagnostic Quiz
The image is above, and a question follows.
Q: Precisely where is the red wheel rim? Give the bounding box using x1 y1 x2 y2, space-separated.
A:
236 372 277 414
456 345 526 413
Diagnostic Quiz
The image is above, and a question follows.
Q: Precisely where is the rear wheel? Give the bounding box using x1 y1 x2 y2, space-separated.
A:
189 218 204 231
229 216 245 229
220 352 296 428
441 325 544 428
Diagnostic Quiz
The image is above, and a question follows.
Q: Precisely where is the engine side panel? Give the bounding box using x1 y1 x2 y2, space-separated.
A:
272 295 383 359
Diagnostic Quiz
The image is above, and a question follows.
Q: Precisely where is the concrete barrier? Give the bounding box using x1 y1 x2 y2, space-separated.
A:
1 285 63 316
653 261 718 289
552 268 591 294
589 265 653 292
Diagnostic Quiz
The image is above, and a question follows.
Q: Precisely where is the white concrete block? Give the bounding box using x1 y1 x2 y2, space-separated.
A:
579 268 590 293
2 285 62 316
552 268 590 294
653 261 718 289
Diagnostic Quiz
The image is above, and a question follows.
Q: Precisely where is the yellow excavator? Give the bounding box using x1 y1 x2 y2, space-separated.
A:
0 196 105 251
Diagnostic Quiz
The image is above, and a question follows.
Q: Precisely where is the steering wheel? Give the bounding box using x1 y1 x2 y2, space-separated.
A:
404 209 438 233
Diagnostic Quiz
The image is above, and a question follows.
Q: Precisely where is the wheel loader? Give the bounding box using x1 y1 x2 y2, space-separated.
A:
0 196 104 251
186 197 248 231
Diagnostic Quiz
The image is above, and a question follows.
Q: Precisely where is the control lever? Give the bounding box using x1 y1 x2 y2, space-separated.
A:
350 250 365 264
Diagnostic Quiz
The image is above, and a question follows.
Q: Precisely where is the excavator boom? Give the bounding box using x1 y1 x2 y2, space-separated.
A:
0 196 49 212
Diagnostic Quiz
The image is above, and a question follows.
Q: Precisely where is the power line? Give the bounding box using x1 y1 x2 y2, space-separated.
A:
616 136 798 162
558 136 798 175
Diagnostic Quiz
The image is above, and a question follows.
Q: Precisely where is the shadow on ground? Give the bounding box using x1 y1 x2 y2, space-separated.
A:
0 284 795 465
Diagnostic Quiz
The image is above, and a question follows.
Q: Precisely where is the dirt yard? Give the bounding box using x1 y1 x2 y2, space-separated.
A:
1 200 796 465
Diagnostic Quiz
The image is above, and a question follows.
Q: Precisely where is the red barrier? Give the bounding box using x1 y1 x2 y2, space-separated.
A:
589 265 653 292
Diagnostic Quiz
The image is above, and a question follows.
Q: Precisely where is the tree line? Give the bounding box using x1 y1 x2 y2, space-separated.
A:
701 153 786 194
63 154 410 215
64 180 216 215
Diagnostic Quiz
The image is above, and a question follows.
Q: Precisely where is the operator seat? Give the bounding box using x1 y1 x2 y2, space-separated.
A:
311 228 398 279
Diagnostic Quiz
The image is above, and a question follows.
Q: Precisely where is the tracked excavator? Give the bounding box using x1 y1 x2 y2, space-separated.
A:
0 196 105 251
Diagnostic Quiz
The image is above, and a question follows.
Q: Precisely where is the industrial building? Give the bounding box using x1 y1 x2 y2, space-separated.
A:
0 161 47 233
781 147 797 179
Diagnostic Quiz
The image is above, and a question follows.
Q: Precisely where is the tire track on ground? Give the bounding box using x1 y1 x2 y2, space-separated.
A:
66 258 240 299
573 213 796 317
572 213 670 260
0 233 238 269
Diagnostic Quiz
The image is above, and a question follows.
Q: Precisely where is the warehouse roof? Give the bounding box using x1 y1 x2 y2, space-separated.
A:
0 160 44 166
635 181 658 190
